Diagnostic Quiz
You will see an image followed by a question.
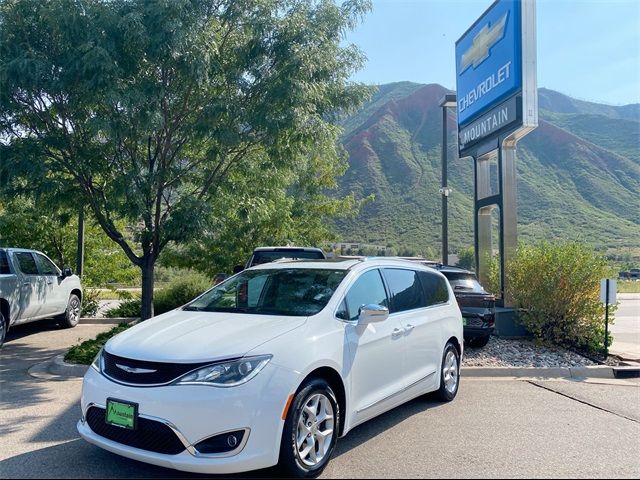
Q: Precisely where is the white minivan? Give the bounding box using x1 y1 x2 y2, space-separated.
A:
78 258 463 478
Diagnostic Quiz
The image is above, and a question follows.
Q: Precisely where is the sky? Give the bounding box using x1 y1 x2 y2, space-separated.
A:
343 0 640 106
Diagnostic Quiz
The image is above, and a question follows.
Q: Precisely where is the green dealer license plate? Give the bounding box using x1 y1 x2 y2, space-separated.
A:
105 398 138 430
462 318 468 326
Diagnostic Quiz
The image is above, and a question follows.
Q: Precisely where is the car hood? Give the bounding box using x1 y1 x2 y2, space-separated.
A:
105 309 307 363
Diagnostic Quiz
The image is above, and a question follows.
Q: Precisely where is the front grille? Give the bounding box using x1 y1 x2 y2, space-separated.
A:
86 406 186 455
103 351 212 385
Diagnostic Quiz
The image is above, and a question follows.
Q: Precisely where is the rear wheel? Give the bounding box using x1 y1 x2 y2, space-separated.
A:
467 335 490 348
278 378 340 478
434 342 460 402
0 311 7 348
58 294 81 328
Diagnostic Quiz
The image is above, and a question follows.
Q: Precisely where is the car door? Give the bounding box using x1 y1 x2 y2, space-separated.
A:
12 251 43 320
382 268 441 389
34 253 66 317
339 268 407 422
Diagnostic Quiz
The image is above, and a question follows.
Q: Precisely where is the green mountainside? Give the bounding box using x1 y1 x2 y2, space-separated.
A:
336 83 640 259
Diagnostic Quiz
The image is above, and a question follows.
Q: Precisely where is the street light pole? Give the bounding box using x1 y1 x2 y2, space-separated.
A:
439 94 456 266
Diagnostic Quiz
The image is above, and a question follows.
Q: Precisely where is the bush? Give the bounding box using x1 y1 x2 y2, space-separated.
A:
104 271 212 318
65 323 132 364
506 241 615 353
81 288 101 317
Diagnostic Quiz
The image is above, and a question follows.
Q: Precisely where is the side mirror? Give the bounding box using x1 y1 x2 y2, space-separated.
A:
62 267 73 278
358 304 389 324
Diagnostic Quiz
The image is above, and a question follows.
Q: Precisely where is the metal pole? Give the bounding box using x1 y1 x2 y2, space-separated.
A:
604 279 609 357
76 206 85 277
441 105 448 265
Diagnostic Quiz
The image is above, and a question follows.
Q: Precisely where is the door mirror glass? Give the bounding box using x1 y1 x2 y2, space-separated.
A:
358 304 389 324
62 267 73 278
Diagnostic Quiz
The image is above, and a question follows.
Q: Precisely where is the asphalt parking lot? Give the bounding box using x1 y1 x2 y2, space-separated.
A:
1 321 639 479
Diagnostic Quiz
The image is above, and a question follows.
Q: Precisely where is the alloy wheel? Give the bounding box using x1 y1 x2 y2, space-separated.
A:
443 350 459 394
295 393 335 467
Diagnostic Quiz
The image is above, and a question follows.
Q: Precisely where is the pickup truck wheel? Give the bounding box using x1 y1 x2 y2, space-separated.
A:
0 311 6 348
59 294 81 328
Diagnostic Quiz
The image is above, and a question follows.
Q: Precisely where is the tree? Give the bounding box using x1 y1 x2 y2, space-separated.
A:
0 0 371 318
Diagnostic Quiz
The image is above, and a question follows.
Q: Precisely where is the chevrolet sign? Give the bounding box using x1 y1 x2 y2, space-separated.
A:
456 0 522 127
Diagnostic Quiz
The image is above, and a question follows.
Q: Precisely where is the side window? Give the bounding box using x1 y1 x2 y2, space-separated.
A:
35 254 59 276
0 251 10 274
15 252 39 275
342 269 388 321
384 268 426 313
418 271 450 306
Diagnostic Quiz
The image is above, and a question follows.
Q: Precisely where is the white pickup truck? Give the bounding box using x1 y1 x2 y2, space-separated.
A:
0 248 83 347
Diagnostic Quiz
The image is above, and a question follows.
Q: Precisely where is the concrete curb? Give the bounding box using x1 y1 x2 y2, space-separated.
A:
461 365 618 379
28 354 88 380
79 317 139 325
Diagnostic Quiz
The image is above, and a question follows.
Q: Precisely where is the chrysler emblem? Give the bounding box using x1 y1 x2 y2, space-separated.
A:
115 363 157 374
460 12 508 73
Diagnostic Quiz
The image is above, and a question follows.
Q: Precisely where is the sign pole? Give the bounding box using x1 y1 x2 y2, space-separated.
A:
604 279 609 357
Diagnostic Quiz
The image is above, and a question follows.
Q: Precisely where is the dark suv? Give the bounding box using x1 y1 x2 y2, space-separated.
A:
245 247 326 268
436 265 495 347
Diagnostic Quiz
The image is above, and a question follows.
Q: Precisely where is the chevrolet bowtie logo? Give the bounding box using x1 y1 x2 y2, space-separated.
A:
460 12 508 73
115 363 157 374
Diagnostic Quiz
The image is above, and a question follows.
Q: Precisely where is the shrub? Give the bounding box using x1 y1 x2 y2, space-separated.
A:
105 298 141 318
81 288 101 317
506 241 615 353
65 322 132 364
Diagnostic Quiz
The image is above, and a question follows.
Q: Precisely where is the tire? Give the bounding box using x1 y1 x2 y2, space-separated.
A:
468 335 490 348
58 294 81 328
278 378 340 478
434 342 460 402
0 311 7 349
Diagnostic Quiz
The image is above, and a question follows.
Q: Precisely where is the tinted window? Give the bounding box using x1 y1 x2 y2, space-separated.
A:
419 271 450 306
186 268 346 317
384 269 425 313
0 251 10 275
15 252 38 275
341 269 388 321
441 272 487 294
35 254 59 275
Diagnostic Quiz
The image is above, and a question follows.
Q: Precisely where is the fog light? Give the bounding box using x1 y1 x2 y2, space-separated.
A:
194 429 246 455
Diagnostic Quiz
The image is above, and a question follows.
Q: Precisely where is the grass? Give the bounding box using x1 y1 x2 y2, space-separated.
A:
618 281 640 294
64 323 133 365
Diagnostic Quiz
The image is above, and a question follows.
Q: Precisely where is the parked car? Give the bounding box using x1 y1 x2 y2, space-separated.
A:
244 246 326 269
0 248 83 347
435 265 495 348
78 258 463 477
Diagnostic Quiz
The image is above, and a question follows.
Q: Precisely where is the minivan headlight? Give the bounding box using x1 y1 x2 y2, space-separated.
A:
91 348 103 373
174 355 272 387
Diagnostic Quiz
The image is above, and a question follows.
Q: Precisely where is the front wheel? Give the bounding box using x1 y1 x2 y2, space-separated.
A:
434 342 460 402
278 378 340 478
59 294 81 328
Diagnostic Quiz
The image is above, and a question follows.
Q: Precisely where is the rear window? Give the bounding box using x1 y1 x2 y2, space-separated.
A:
250 250 325 266
15 252 38 275
418 271 450 306
442 272 487 294
0 251 10 274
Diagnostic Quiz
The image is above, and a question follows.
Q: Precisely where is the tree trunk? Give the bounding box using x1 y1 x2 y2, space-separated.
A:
140 256 155 320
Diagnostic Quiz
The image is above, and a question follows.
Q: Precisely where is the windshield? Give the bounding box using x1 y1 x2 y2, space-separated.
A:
442 272 487 294
185 268 347 316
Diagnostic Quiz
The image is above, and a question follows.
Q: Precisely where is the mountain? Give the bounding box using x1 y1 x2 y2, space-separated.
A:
336 83 640 260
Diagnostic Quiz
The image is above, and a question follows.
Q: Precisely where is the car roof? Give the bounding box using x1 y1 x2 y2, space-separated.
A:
435 265 475 275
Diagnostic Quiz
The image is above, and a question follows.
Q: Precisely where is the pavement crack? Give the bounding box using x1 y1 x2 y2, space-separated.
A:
526 380 640 424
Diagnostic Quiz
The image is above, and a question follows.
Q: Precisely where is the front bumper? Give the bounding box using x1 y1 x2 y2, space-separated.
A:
78 364 297 474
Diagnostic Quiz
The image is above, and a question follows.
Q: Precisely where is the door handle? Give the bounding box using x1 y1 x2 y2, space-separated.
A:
404 324 415 334
23 281 30 286
392 328 404 339
46 280 53 285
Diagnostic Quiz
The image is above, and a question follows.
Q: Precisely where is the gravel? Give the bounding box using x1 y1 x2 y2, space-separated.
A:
463 336 598 368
